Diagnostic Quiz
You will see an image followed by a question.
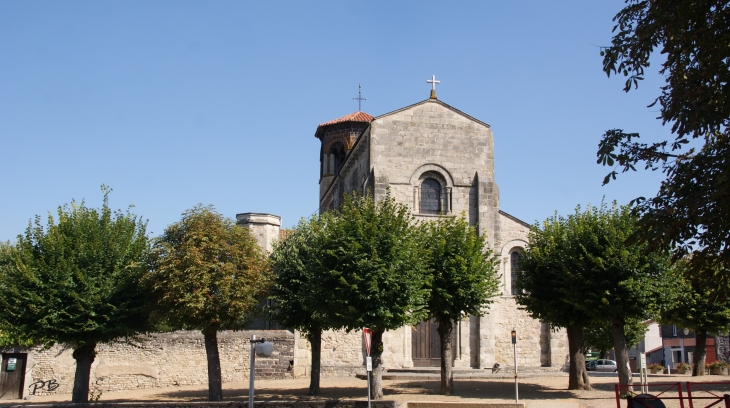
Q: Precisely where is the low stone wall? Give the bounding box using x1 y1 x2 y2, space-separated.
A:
5 401 396 408
4 330 294 398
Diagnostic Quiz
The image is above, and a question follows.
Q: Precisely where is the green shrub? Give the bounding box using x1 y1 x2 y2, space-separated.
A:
648 363 664 370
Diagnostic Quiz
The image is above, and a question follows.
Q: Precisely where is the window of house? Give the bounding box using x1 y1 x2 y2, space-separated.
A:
511 251 521 295
420 178 441 214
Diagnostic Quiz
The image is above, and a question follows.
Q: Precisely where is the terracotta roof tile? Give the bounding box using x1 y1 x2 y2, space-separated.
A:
317 111 373 128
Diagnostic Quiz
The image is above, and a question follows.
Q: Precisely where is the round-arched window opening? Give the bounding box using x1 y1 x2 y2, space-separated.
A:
510 251 522 296
329 143 346 174
420 178 441 214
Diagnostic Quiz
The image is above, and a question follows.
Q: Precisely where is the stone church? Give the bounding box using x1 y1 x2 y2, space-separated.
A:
0 84 567 401
286 82 569 374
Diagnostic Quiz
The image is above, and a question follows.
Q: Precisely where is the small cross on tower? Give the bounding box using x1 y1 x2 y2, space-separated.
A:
353 84 367 111
427 75 440 99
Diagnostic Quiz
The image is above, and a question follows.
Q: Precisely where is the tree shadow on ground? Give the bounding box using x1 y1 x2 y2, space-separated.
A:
589 382 619 392
133 379 581 402
414 380 576 400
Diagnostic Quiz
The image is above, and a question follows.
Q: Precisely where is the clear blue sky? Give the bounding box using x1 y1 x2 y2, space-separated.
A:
0 1 670 241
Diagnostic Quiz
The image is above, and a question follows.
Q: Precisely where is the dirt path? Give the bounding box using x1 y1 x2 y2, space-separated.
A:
16 373 730 408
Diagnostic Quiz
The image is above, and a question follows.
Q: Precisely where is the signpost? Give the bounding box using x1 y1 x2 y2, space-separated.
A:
363 328 372 408
511 328 518 403
639 352 648 394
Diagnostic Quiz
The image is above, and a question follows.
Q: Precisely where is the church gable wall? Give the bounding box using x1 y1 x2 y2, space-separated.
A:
369 101 494 188
367 101 499 243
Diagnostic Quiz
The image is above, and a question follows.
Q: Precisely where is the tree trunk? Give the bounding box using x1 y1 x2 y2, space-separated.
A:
203 329 223 401
369 330 385 400
600 350 608 360
437 316 454 395
611 316 632 389
308 330 322 395
71 343 97 403
566 325 591 390
692 329 707 376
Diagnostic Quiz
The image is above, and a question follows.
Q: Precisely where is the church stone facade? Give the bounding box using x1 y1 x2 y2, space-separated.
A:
294 94 568 375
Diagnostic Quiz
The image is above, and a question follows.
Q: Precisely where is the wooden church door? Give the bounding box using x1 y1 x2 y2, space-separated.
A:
411 319 457 367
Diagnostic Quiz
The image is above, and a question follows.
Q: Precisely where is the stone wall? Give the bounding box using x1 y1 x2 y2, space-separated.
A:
497 211 530 252
497 212 530 296
5 330 294 398
4 401 397 408
291 327 411 378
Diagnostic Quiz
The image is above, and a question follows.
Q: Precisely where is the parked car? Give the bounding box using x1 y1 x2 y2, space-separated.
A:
587 359 618 372
586 360 598 370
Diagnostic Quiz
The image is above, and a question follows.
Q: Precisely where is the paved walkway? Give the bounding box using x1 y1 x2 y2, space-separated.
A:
14 373 730 408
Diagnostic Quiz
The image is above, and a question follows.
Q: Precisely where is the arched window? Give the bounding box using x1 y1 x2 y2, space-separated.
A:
329 143 346 174
420 178 441 214
510 251 521 296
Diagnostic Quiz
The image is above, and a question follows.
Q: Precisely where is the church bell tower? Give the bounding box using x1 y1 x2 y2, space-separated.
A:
314 111 373 204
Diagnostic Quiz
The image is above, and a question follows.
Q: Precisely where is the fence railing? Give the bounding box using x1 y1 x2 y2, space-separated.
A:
614 382 730 408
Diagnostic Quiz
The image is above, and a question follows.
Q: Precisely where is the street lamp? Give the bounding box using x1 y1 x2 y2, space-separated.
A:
249 335 273 408
512 328 518 403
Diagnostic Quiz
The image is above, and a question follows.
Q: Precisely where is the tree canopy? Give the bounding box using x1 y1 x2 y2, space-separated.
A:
516 209 596 390
0 188 152 403
420 215 500 395
269 215 343 395
597 0 730 282
317 192 429 400
583 318 648 357
661 258 730 375
145 205 270 401
517 202 675 389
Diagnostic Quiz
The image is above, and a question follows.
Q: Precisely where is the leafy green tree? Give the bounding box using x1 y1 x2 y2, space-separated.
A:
145 205 270 401
420 215 500 395
597 0 730 282
583 318 648 359
319 192 429 400
518 203 675 389
661 258 730 376
567 203 673 387
0 188 152 403
269 216 341 396
516 212 594 390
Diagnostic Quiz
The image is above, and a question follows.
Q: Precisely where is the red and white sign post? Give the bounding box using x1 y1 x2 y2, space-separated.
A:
363 328 372 408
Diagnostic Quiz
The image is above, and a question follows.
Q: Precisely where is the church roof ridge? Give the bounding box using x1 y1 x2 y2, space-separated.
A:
372 99 491 129
498 210 531 228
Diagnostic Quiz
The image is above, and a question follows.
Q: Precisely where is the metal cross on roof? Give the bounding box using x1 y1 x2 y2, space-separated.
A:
353 84 367 111
427 75 440 99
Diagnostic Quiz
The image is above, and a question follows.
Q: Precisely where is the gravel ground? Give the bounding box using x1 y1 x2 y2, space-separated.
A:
15 373 730 408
